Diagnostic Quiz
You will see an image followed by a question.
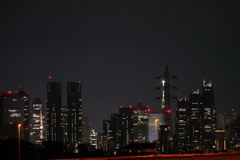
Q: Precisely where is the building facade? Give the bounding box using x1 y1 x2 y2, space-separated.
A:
47 79 63 143
0 91 24 139
67 82 82 146
82 117 90 145
30 97 45 145
175 79 216 152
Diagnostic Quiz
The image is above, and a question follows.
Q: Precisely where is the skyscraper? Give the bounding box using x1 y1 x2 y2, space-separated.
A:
175 96 189 150
67 82 82 146
175 79 216 152
47 78 62 143
30 97 45 145
17 88 30 141
202 79 215 152
118 101 148 148
0 91 24 139
82 117 90 145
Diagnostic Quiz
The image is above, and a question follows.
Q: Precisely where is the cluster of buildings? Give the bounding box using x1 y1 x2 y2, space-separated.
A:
175 80 239 153
1 77 240 154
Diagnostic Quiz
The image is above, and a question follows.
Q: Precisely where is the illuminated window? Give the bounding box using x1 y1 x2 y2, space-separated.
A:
179 108 186 111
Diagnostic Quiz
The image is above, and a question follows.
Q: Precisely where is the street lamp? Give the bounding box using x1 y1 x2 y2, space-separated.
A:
18 124 21 160
155 119 158 156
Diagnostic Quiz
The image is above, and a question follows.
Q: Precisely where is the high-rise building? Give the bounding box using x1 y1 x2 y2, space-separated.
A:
82 117 90 145
202 80 215 152
175 96 189 150
118 101 148 148
189 89 202 149
47 78 62 143
218 113 237 148
0 91 24 139
110 114 120 150
175 79 216 152
60 107 68 145
90 127 98 150
119 106 133 148
30 97 45 145
103 120 112 151
67 82 82 146
17 88 30 141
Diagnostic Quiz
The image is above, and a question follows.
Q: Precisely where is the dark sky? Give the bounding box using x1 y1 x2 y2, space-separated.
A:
1 0 240 133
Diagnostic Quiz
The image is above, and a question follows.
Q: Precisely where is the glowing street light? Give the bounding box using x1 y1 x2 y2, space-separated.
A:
18 124 21 160
155 119 158 156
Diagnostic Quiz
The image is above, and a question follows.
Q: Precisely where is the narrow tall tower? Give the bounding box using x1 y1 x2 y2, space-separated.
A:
47 77 62 143
67 82 82 146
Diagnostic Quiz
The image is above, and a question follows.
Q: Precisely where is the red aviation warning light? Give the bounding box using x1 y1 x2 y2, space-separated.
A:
8 91 11 94
49 76 51 79
130 106 132 108
129 139 132 142
78 81 81 83
167 126 170 130
167 109 171 113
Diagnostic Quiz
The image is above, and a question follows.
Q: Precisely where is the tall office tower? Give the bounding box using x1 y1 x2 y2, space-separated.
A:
60 107 68 145
189 89 202 149
17 88 30 141
110 114 120 150
119 101 149 148
102 120 112 151
202 79 215 152
90 127 98 150
159 125 168 153
47 78 62 143
230 116 240 148
132 101 148 143
67 82 82 146
97 133 107 151
175 96 189 150
148 111 163 142
0 91 24 139
82 117 90 144
218 113 237 148
30 97 45 145
119 106 134 148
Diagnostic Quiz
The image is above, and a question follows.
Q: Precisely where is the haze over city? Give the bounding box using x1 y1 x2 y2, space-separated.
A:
1 0 240 133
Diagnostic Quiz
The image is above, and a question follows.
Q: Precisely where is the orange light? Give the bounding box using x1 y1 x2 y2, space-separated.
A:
155 119 158 122
18 124 21 127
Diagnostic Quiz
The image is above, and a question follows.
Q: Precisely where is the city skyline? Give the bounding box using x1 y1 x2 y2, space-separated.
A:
1 1 240 133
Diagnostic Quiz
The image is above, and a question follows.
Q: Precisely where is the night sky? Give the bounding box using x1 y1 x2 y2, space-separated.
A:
1 1 240 133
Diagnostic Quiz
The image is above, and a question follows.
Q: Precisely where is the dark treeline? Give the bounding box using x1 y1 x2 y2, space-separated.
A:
0 138 104 160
